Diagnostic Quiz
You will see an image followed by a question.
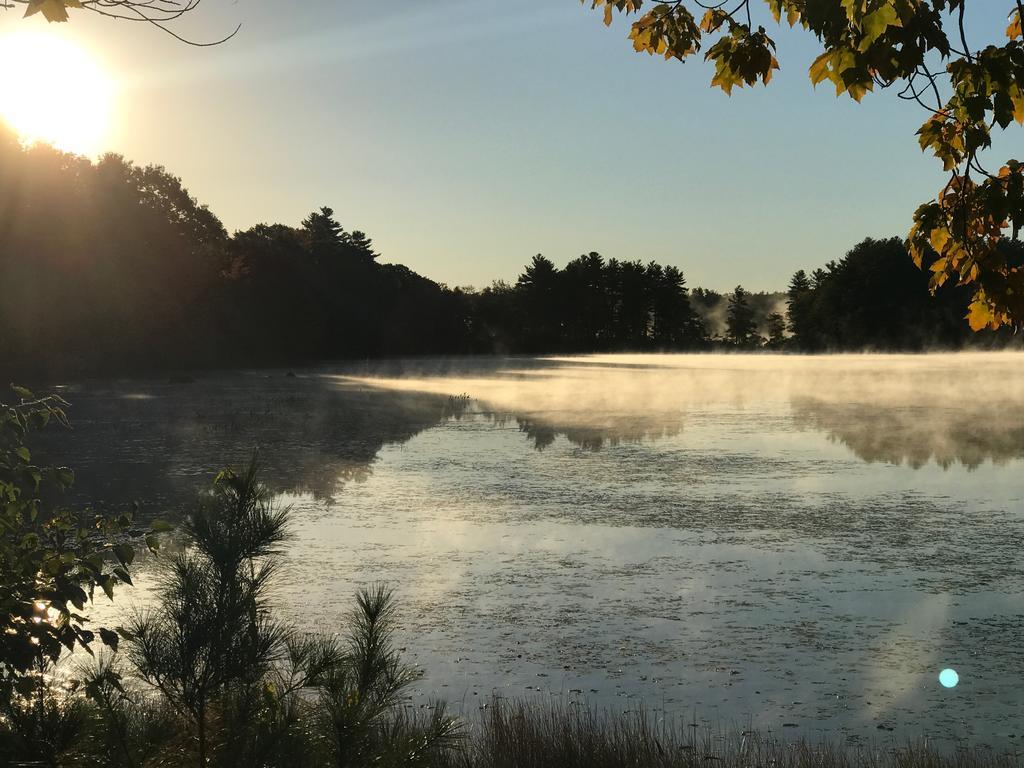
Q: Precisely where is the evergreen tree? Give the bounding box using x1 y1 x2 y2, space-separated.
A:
345 230 379 261
650 264 706 348
765 312 787 349
725 285 759 348
124 462 290 768
786 270 813 349
301 206 345 264
516 255 562 350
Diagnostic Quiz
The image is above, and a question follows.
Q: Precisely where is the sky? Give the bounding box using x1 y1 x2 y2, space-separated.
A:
0 1 1015 291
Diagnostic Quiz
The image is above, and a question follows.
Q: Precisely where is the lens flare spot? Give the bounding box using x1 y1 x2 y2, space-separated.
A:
939 668 959 688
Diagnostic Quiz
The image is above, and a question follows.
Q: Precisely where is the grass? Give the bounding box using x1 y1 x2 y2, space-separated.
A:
7 690 1023 768
449 699 1023 768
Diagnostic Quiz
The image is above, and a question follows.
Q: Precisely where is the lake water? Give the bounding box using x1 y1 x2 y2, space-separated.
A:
37 354 1024 750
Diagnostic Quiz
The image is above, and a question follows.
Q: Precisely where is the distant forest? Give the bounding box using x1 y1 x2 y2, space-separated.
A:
0 131 1020 380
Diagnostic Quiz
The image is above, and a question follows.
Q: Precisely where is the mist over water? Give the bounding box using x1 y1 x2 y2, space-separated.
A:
54 354 1024 750
344 353 1024 468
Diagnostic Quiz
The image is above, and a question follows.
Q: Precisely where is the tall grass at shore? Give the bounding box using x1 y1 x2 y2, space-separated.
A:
7 689 1023 768
454 700 1022 768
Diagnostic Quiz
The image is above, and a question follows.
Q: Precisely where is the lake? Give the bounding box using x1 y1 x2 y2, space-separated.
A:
37 353 1024 750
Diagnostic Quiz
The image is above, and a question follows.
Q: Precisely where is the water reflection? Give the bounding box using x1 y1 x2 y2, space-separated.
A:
26 353 1024 529
486 411 684 451
349 353 1024 470
791 397 1024 469
31 371 468 512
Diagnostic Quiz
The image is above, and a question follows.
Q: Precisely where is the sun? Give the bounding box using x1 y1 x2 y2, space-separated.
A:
0 28 114 156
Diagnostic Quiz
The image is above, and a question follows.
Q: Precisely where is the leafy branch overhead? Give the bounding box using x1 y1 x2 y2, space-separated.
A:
9 0 238 45
586 0 1024 330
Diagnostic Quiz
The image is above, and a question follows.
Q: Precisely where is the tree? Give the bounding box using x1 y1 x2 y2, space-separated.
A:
562 252 612 348
765 311 787 348
0 387 156 705
725 285 759 347
786 269 814 347
469 280 521 352
650 263 707 347
119 461 458 768
0 141 234 377
124 460 290 768
610 259 654 344
346 230 380 261
586 0 1024 330
301 206 345 265
517 254 563 350
785 236 1002 350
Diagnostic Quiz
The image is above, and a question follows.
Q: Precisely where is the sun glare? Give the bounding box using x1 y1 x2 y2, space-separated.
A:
0 28 114 156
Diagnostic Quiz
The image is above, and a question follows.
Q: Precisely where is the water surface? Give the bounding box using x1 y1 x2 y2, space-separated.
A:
42 354 1024 750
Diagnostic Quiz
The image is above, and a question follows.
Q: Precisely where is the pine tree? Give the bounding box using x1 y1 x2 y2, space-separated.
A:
725 285 758 348
786 270 814 349
345 230 379 261
301 206 345 263
765 312 787 349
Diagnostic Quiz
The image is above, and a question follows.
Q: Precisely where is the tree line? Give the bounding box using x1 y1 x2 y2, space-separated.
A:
1 131 1019 381
785 237 1024 352
0 130 469 379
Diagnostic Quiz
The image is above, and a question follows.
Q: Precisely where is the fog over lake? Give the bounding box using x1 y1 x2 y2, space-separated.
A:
40 354 1024 750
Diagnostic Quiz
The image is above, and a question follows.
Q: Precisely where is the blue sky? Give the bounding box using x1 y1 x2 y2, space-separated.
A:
1 1 1015 291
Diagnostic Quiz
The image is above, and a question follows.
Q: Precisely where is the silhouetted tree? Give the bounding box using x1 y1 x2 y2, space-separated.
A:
467 280 520 353
517 254 562 351
785 237 1019 351
786 270 814 349
650 264 706 347
345 230 379 261
126 462 290 768
0 138 230 378
765 312 787 349
562 252 611 349
505 252 707 353
301 206 345 265
726 286 759 348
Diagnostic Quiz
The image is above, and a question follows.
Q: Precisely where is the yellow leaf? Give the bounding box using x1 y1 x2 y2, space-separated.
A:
808 52 831 87
929 227 950 254
908 239 924 268
1012 91 1024 125
859 5 900 52
847 81 872 102
1008 10 1022 40
604 3 613 27
24 0 71 22
966 300 997 331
